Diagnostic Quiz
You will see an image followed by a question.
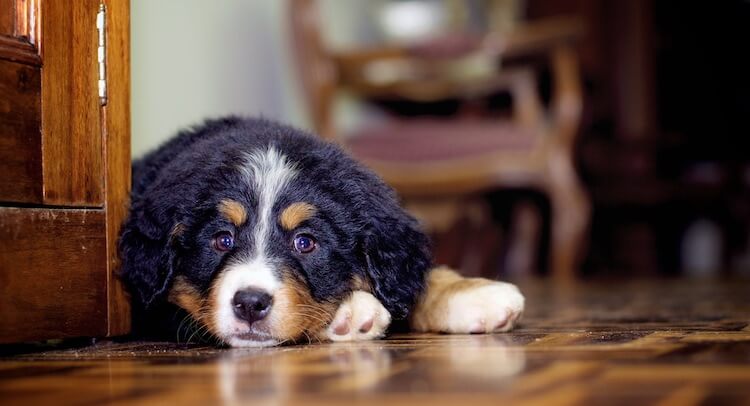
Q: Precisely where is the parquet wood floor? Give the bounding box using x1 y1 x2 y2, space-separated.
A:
1 279 749 405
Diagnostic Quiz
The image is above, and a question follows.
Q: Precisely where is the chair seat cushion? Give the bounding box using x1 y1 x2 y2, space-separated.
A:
346 119 537 163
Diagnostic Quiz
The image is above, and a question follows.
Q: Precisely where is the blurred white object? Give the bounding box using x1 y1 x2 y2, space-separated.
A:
379 1 446 43
682 219 722 277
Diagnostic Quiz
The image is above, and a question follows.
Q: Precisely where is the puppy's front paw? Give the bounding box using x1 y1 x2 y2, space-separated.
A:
445 282 525 334
324 291 391 342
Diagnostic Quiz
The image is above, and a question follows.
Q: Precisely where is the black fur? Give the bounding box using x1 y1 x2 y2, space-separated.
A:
119 117 431 337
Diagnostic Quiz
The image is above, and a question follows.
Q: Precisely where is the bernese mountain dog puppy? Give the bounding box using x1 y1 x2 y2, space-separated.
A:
119 117 524 347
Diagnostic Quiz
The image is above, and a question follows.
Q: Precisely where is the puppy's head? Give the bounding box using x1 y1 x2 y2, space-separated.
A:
119 118 430 347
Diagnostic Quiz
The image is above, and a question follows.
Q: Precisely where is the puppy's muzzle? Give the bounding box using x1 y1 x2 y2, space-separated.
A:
232 288 272 325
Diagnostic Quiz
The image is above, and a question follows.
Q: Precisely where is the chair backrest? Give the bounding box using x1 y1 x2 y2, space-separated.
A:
289 0 584 148
289 0 336 138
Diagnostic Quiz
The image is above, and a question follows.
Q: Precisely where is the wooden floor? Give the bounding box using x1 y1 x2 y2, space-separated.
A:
1 279 749 405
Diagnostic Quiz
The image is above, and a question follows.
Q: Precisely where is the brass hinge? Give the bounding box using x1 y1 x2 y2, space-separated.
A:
96 3 107 106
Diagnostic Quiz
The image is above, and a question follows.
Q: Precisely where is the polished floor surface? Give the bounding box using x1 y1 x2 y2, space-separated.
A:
1 279 749 405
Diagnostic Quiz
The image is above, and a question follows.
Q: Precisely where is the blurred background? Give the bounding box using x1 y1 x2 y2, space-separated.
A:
131 0 750 280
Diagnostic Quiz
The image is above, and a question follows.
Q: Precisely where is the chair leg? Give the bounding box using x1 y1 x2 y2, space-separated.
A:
405 198 501 278
459 200 501 278
547 149 590 279
504 200 542 278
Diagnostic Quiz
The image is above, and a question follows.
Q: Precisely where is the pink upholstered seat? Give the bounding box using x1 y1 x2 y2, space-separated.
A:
347 119 537 163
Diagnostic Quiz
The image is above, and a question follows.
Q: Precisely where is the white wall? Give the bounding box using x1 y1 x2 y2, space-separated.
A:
130 0 308 158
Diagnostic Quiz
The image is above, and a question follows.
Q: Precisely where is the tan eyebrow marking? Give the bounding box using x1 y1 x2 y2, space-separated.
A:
280 202 317 230
218 199 247 226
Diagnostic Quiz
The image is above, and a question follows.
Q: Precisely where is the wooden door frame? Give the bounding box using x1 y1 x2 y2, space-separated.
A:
101 0 131 337
0 0 130 343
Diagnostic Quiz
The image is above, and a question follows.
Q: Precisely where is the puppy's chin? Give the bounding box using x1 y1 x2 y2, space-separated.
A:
215 319 282 348
225 333 280 348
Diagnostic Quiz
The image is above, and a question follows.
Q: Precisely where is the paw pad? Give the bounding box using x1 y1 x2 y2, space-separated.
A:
326 291 391 342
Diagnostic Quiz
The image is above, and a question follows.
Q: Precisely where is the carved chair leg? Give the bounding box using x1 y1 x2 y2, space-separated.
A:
404 198 501 278
547 149 590 279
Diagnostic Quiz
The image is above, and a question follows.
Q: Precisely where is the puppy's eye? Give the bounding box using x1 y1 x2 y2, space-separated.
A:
293 234 316 254
213 232 234 252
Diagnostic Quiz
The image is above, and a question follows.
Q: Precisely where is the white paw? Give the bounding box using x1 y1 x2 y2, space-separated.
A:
325 291 391 342
445 282 524 334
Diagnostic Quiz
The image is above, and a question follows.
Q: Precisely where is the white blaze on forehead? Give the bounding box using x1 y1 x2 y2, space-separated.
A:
214 147 297 343
240 146 298 259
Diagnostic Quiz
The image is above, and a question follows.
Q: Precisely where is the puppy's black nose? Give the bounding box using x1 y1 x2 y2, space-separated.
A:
232 289 272 324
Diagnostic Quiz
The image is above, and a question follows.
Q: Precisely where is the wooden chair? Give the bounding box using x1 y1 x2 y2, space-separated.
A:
289 0 590 279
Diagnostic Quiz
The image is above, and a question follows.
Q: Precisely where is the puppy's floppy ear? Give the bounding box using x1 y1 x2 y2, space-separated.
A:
362 208 431 320
118 203 179 309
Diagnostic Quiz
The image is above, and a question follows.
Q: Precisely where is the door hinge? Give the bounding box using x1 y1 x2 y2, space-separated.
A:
96 3 107 106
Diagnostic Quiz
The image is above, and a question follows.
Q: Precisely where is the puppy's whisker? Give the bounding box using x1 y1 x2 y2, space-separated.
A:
289 310 328 327
300 328 312 344
186 326 200 345
287 310 332 342
176 314 193 344
188 322 213 345
182 313 211 345
294 304 332 322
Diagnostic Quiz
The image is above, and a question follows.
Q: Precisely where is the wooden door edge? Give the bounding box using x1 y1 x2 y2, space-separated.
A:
101 0 131 336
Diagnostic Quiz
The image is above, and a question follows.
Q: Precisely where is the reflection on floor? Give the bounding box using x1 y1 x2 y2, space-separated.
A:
1 280 749 405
